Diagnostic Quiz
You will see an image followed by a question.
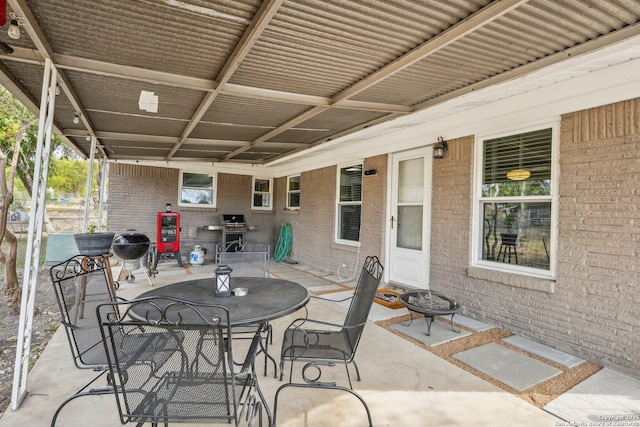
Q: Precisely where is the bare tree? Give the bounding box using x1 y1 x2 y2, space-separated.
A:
0 119 28 311
0 87 44 311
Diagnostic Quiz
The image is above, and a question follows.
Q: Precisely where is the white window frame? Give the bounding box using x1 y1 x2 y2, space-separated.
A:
252 177 273 210
335 162 363 246
178 171 217 208
471 123 559 279
286 175 301 210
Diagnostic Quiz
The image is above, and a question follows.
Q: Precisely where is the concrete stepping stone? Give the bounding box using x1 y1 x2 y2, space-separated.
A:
453 342 562 392
450 314 495 332
502 335 584 368
391 318 471 347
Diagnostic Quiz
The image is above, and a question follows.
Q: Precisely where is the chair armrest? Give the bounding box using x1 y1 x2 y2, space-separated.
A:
310 295 353 303
61 321 100 332
286 317 365 332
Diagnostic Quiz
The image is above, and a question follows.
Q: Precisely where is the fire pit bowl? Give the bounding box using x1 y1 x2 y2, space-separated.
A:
112 232 151 260
400 289 460 336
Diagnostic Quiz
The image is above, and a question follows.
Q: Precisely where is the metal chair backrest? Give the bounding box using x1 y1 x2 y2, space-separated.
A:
50 255 118 369
97 297 264 426
218 242 270 278
343 256 384 347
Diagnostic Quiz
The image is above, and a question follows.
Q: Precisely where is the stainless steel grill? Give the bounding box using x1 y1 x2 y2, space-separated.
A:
222 214 247 250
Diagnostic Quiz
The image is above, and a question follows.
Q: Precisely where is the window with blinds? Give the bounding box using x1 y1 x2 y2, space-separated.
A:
337 164 362 243
482 128 552 197
477 127 554 273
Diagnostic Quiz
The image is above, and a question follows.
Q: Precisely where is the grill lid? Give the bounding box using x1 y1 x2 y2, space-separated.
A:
222 214 245 224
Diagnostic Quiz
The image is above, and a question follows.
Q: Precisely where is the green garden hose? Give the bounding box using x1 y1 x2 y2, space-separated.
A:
273 223 292 262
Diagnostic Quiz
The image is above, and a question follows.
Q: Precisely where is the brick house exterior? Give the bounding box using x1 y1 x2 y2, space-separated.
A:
108 97 640 377
428 98 640 376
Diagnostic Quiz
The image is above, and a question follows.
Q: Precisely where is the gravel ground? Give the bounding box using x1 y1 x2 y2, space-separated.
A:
0 269 59 418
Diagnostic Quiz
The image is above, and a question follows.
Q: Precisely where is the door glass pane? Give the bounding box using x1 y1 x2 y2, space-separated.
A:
397 206 422 250
398 158 424 203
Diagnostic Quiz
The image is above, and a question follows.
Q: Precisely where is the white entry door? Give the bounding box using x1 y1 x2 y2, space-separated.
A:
388 147 432 288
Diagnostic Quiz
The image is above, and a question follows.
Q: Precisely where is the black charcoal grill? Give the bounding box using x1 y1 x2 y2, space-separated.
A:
112 232 152 284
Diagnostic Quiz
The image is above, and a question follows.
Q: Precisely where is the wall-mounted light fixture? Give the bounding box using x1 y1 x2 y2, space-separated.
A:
73 113 80 124
7 16 20 40
433 136 448 159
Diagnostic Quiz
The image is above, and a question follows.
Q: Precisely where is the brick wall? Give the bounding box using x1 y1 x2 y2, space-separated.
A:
108 166 276 260
108 164 178 237
274 155 387 274
216 173 277 247
555 98 640 374
430 135 474 292
431 99 640 376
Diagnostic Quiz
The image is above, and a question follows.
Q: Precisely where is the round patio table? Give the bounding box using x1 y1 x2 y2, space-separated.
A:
131 276 310 326
400 289 460 336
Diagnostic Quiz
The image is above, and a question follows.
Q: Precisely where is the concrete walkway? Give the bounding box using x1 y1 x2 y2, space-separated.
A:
1 259 638 426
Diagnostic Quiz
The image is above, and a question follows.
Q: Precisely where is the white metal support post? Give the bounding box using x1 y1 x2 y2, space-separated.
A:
81 136 97 232
97 157 107 230
11 58 58 410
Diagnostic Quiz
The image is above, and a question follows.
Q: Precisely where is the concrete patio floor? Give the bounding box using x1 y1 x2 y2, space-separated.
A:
1 259 638 426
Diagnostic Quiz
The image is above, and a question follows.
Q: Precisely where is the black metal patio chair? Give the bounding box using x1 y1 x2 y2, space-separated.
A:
274 255 383 426
49 255 180 427
97 296 270 427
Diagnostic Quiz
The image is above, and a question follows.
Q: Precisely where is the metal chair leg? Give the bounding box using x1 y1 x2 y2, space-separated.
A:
273 382 373 427
51 370 113 427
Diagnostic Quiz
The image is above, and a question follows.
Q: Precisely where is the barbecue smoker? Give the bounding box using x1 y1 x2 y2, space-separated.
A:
154 211 183 270
222 214 248 251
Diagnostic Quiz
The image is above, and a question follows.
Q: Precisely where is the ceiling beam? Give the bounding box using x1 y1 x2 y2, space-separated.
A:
331 0 530 104
264 112 405 165
237 0 530 163
412 22 640 111
4 48 412 114
166 0 286 161
3 46 412 114
0 65 83 157
215 0 285 88
219 105 330 161
55 53 218 92
7 0 107 158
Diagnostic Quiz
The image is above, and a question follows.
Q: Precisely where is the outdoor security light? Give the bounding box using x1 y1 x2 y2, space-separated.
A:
433 136 448 159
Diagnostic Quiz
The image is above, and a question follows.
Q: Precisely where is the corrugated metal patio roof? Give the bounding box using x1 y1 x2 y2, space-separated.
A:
0 0 638 165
